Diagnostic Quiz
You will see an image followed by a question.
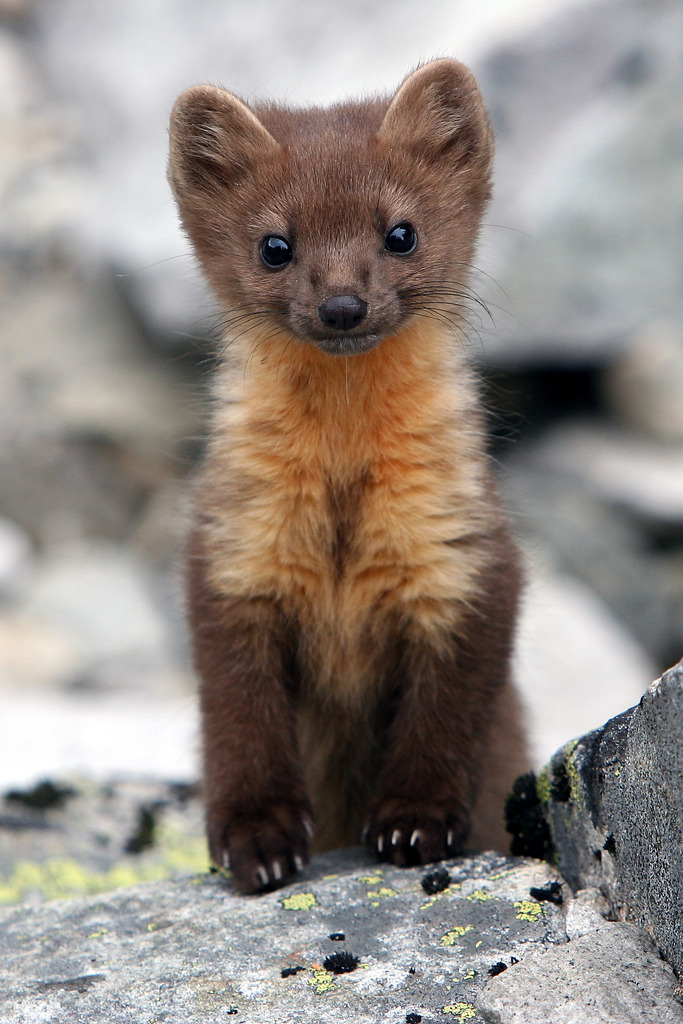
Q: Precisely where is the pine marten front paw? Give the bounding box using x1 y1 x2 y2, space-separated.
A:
365 800 470 867
209 803 313 894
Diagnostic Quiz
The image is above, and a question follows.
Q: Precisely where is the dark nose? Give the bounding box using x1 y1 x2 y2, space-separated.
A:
318 294 368 331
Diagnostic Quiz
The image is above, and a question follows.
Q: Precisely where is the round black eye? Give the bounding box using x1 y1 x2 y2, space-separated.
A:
384 222 417 255
260 234 293 268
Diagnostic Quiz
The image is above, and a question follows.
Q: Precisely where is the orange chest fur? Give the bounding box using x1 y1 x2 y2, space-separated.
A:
202 327 490 656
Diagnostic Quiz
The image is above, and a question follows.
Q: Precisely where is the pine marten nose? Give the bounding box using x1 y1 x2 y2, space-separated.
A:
318 294 368 331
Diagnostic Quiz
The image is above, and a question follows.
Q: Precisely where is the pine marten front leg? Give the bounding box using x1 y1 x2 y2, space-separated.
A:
187 528 313 894
365 526 521 866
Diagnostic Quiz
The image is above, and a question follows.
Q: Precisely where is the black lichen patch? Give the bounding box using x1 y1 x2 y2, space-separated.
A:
328 932 345 941
124 805 157 854
5 780 76 811
488 961 508 977
406 1014 422 1023
323 951 359 974
505 772 553 860
281 965 305 978
421 865 451 894
529 880 563 905
603 833 616 855
550 763 571 803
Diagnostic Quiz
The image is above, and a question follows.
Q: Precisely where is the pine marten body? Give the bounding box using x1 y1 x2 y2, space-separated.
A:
169 59 529 894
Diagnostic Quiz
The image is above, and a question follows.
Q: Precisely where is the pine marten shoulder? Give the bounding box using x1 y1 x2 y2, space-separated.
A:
169 58 529 894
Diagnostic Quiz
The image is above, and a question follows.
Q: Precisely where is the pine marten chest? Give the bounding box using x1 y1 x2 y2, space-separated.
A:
204 326 489 652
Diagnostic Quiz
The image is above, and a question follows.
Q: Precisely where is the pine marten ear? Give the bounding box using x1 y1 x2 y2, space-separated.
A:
169 85 280 196
377 58 493 169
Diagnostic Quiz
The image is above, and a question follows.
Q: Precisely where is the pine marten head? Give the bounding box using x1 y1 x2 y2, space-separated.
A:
169 59 493 357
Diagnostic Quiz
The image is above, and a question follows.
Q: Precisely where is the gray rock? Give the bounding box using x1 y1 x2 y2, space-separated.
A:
505 444 683 666
478 888 682 1024
0 25 86 258
602 321 683 444
0 847 574 1023
520 420 683 529
0 516 32 598
0 610 81 690
24 541 176 673
0 776 205 906
476 0 683 367
0 264 201 547
513 568 653 768
1 843 680 1023
542 658 683 979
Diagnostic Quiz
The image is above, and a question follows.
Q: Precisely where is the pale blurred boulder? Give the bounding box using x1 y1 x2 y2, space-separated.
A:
514 567 654 767
601 322 683 444
477 0 683 367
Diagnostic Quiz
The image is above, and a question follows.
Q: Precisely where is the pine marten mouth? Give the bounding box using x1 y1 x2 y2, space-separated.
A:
313 333 382 356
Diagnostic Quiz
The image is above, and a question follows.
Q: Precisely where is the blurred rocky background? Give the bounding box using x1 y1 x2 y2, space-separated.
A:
0 0 681 796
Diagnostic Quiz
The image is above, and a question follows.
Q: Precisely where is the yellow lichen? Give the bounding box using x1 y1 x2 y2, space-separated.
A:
466 888 494 902
281 891 317 911
367 887 397 900
536 765 552 806
441 925 473 946
308 968 336 994
0 820 210 906
514 899 542 922
443 1002 477 1020
0 857 174 905
358 873 383 885
562 739 583 808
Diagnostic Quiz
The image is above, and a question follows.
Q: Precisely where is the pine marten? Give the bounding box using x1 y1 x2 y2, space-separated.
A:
169 58 529 894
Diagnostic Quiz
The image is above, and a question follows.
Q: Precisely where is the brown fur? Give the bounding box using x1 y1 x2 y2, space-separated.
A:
170 59 530 893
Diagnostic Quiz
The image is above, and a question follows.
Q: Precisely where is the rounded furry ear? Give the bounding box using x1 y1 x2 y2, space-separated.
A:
168 85 279 196
377 59 493 168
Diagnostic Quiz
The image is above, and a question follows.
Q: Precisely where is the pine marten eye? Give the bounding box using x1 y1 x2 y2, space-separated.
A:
384 222 417 255
260 234 294 269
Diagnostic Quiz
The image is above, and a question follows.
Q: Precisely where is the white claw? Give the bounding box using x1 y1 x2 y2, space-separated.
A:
361 824 370 843
410 829 421 847
272 860 283 882
222 851 231 869
302 817 314 839
294 855 304 873
377 834 384 854
447 830 454 849
256 865 269 888
391 829 401 847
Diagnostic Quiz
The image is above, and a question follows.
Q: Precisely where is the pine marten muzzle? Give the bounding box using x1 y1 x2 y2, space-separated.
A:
169 58 530 894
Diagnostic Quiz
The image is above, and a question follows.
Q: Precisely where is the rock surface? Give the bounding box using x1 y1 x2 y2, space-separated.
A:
1 846 680 1024
478 888 682 1024
0 777 205 907
477 0 683 366
542 657 683 980
1 655 682 1022
506 440 683 669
